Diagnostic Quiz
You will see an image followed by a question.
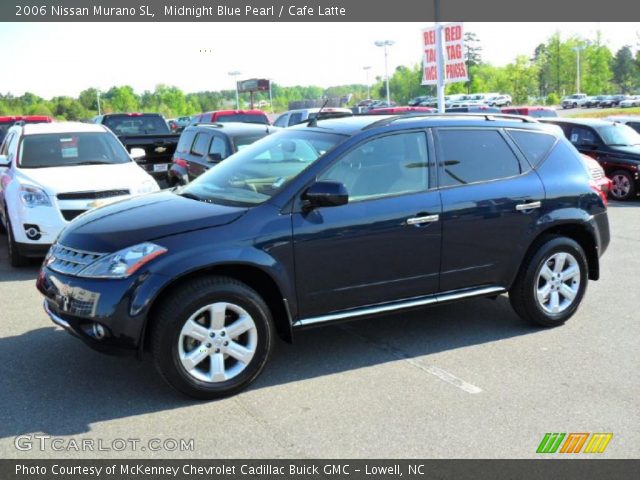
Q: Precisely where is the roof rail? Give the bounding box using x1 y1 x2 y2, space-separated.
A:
361 112 537 130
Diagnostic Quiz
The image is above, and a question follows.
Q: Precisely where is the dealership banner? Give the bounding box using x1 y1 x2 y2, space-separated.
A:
2 459 639 479
421 22 468 86
0 0 639 22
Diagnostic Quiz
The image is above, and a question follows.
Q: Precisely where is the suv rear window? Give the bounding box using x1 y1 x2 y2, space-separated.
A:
508 130 556 166
103 115 169 135
176 130 196 154
437 129 522 187
216 114 269 125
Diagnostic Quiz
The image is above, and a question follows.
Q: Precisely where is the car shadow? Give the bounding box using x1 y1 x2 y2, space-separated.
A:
0 235 42 282
0 295 538 440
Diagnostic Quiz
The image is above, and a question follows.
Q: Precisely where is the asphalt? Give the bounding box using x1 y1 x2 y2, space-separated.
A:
0 201 638 459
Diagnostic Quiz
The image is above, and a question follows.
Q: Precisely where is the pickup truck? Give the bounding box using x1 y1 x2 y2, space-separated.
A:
91 113 179 185
561 94 588 109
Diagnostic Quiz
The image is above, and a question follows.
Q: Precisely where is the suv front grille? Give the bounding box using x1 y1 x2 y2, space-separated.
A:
47 244 105 276
57 189 130 200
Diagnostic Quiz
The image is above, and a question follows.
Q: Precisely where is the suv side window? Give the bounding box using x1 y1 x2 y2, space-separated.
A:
209 135 229 160
569 127 599 146
508 130 556 167
288 112 304 126
436 129 522 187
191 132 210 157
320 131 429 202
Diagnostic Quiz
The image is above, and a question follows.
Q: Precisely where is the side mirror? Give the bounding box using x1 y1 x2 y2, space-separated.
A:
0 155 9 167
302 181 348 209
207 153 223 163
130 148 146 160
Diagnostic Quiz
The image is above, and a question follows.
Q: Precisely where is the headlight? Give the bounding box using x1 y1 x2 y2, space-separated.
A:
78 242 167 278
137 179 160 195
19 185 51 207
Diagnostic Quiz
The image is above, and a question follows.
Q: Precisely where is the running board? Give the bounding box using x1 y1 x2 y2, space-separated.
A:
293 286 506 328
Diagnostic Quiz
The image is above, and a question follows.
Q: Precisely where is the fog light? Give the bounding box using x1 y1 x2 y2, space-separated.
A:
91 323 106 340
24 224 41 240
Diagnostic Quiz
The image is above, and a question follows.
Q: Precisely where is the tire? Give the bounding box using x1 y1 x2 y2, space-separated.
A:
509 235 588 327
150 275 274 399
6 214 28 267
573 102 578 108
609 170 636 201
506 101 511 106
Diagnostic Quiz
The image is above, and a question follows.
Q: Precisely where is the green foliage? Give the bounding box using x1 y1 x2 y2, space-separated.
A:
546 93 560 105
612 46 638 93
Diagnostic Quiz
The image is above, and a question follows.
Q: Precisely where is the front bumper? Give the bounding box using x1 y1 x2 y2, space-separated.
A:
37 266 164 356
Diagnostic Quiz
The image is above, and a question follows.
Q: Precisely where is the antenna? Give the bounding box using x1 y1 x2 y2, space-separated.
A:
307 99 330 127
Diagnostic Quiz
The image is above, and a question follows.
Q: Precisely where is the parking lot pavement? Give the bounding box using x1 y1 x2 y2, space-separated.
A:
0 202 638 459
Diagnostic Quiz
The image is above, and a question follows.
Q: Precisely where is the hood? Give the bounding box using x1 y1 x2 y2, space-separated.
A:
58 191 247 252
18 162 154 194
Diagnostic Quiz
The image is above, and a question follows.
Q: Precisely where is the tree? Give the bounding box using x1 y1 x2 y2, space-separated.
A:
612 46 638 93
463 31 482 93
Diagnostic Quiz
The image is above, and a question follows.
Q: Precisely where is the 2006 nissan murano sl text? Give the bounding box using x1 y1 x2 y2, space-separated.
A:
37 114 610 399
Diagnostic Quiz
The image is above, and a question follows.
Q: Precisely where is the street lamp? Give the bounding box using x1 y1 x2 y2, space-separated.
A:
363 66 372 99
96 90 101 116
572 43 589 94
228 71 241 109
374 40 395 105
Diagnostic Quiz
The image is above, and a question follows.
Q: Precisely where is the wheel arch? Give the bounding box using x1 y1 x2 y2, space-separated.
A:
140 263 293 357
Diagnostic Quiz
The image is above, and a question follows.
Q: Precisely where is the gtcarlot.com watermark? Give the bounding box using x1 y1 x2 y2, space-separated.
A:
15 434 195 453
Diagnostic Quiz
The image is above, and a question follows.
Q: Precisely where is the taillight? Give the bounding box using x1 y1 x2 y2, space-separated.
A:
590 181 608 207
173 158 187 168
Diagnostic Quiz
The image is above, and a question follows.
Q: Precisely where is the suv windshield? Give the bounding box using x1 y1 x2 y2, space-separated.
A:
597 124 640 146
181 130 345 206
19 132 131 168
103 115 169 135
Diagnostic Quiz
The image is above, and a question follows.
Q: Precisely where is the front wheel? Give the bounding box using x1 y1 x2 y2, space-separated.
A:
151 276 274 399
6 214 28 267
509 236 588 327
609 170 636 201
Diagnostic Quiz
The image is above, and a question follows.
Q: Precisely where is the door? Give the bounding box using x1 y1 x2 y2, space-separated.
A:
434 128 545 291
292 131 442 318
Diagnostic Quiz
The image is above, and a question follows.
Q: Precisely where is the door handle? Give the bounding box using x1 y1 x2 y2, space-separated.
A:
515 201 541 211
406 214 439 226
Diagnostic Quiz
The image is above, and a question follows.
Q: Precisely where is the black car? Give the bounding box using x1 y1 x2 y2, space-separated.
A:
37 114 609 399
586 95 607 108
168 123 276 186
542 117 640 200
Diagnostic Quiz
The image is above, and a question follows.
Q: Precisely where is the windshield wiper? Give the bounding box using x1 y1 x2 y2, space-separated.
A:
73 161 113 165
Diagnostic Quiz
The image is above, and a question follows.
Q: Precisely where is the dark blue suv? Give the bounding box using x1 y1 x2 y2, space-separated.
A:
37 114 610 399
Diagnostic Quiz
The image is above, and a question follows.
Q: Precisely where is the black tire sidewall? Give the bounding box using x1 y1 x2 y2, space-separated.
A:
154 281 273 399
525 238 588 326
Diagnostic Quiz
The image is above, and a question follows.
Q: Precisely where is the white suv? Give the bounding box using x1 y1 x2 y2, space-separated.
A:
0 122 159 266
561 94 588 109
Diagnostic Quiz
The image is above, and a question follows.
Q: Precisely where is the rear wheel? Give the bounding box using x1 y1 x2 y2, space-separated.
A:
610 170 636 201
509 236 588 327
151 276 274 399
6 213 28 267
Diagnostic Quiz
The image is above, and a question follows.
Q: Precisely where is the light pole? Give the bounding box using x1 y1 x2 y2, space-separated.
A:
228 71 241 109
363 66 372 99
268 79 274 113
572 42 590 94
96 90 101 116
374 40 394 105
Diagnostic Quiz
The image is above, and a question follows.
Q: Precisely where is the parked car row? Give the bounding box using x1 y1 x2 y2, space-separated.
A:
563 93 638 109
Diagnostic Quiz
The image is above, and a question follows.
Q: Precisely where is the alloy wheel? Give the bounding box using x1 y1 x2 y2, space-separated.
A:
611 174 631 199
535 252 581 315
178 302 258 383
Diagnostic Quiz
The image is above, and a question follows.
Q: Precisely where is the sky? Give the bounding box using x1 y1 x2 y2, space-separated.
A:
0 22 638 98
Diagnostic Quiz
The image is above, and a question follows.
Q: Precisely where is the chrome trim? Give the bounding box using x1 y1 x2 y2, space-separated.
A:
43 300 71 330
515 201 541 211
406 214 439 225
294 286 506 327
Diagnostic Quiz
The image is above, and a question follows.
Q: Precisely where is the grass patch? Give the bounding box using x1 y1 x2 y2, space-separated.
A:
568 107 640 119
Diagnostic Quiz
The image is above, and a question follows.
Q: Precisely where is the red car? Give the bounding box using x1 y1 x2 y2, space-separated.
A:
0 115 52 143
500 106 558 118
366 106 435 115
194 110 270 125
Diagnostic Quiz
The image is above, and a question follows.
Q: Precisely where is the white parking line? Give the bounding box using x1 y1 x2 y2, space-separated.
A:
338 325 483 394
